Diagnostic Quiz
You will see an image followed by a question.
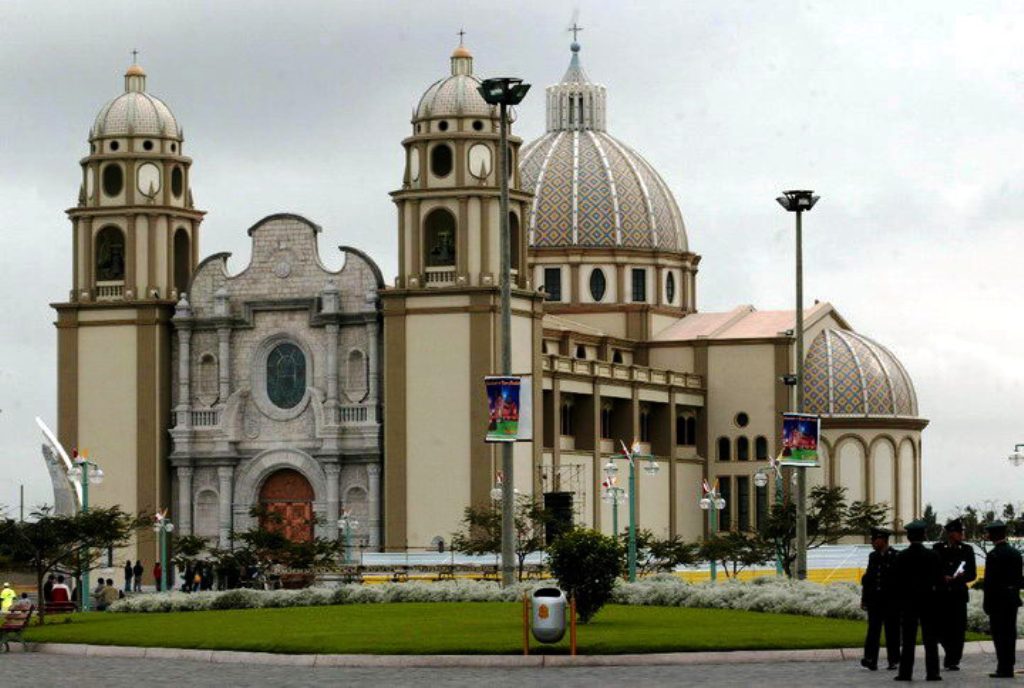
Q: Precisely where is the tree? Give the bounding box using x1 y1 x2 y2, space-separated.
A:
629 529 700 575
0 506 139 623
698 532 774 578
232 506 338 581
172 534 208 573
547 528 623 623
921 504 943 541
762 486 888 578
450 495 550 580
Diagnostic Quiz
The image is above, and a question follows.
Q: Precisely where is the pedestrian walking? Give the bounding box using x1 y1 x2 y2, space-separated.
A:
932 517 976 671
894 519 943 682
0 582 16 613
860 526 900 671
153 561 162 591
132 560 143 592
983 520 1023 679
124 560 134 594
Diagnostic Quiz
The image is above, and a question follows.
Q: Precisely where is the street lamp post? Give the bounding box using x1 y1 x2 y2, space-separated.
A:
601 463 625 542
69 449 104 611
338 510 359 565
755 460 785 576
611 440 660 582
478 76 531 587
699 480 727 582
152 509 174 593
1008 444 1024 467
775 189 819 581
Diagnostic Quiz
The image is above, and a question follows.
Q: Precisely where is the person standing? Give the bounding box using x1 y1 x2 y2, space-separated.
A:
132 560 144 592
932 517 976 671
43 573 55 603
0 582 16 613
124 560 133 594
895 519 943 682
153 561 162 592
983 520 1023 679
861 526 901 671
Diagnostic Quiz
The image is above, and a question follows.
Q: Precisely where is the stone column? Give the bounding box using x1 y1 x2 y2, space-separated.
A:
217 327 231 403
324 462 340 540
177 466 193 535
325 324 339 405
173 298 193 428
367 463 382 549
217 465 234 549
366 322 380 405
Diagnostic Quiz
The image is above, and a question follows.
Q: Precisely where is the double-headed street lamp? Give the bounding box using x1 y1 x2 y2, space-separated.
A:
152 509 174 592
1008 444 1024 466
608 440 660 582
755 457 785 576
69 449 103 610
699 480 727 581
775 189 820 581
601 471 625 544
338 510 359 565
478 76 530 587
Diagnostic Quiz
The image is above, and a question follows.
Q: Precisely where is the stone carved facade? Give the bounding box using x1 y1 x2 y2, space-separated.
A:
169 213 383 548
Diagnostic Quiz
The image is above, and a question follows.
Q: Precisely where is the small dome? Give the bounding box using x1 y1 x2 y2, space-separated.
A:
90 65 181 140
804 329 919 417
415 45 495 120
519 42 687 251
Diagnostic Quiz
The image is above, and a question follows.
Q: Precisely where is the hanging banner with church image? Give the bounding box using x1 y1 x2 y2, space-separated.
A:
780 412 820 466
485 375 533 442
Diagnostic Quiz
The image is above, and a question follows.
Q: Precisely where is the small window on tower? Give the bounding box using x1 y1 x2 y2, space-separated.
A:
171 166 184 198
543 267 562 301
631 268 647 302
143 140 154 151
101 164 124 197
109 140 120 152
666 271 676 304
438 120 449 132
95 226 126 281
170 142 177 153
589 268 607 302
430 144 453 177
472 120 484 131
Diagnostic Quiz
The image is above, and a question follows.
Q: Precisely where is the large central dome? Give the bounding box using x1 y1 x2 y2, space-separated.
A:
520 43 687 252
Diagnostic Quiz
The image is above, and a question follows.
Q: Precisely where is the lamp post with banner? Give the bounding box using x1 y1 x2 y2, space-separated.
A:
699 479 727 582
68 449 104 610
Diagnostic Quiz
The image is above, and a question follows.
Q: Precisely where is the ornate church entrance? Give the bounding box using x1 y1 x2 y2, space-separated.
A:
258 469 314 543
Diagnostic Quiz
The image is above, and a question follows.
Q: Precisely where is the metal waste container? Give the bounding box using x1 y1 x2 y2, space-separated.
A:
531 587 567 643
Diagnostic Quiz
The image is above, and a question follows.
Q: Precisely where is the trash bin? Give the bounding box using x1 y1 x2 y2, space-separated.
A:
531 587 567 643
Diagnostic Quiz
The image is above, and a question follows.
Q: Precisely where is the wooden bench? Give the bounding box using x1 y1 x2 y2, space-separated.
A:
390 566 410 583
340 566 365 584
43 601 77 615
1 605 34 652
432 565 456 582
478 565 500 581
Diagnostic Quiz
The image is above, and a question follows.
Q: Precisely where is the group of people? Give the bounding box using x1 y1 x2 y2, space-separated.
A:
122 559 150 592
861 517 1023 680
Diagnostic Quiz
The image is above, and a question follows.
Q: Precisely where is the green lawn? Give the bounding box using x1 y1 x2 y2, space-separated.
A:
26 603 879 655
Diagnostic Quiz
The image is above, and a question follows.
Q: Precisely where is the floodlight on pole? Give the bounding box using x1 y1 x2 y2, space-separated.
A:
1008 444 1024 467
477 76 530 587
776 188 820 581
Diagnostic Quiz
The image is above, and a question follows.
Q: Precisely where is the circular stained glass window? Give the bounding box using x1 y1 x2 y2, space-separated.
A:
589 268 607 302
266 343 306 409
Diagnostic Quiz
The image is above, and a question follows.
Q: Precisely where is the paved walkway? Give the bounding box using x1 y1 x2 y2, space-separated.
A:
2 651 1022 687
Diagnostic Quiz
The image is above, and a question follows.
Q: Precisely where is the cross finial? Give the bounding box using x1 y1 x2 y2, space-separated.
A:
457 28 465 46
568 22 583 43
131 48 139 64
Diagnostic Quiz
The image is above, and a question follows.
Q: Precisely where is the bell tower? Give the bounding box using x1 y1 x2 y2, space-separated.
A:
53 61 205 564
382 44 544 550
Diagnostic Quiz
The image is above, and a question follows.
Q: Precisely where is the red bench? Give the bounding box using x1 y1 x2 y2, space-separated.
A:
1 605 35 652
43 601 77 615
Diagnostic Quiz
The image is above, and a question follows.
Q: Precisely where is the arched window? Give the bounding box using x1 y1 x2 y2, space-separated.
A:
589 268 607 302
266 342 306 409
424 208 457 267
102 163 124 197
347 349 367 400
755 436 769 461
198 353 217 401
600 402 612 439
639 407 651 442
430 143 453 177
509 212 521 272
666 272 676 304
560 400 574 436
717 437 731 461
95 226 126 281
612 350 623 364
171 166 184 198
737 436 750 461
173 228 190 296
575 344 586 359
677 414 696 445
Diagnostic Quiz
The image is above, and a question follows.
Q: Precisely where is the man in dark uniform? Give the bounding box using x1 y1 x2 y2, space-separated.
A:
861 526 901 671
983 520 1023 679
933 517 977 671
895 519 943 682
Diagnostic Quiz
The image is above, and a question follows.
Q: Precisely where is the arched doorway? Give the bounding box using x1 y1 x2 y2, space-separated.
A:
258 469 315 542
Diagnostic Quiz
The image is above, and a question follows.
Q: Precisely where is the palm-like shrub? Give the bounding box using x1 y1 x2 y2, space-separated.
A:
547 528 623 623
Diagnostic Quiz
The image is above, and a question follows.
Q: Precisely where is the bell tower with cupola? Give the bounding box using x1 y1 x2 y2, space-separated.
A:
53 60 205 564
382 43 544 550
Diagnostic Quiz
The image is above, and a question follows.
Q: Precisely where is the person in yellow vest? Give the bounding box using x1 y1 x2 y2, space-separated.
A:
0 582 16 613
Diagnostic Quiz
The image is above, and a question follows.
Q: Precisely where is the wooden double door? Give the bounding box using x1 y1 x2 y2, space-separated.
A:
258 469 315 543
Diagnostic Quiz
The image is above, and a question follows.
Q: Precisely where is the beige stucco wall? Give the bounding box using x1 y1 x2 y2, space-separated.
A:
707 343 777 459
898 439 916 526
872 439 895 509
836 438 865 502
675 462 703 540
638 461 670 538
648 344 695 373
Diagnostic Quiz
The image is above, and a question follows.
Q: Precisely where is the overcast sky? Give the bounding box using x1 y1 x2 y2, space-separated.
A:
1 1 1022 519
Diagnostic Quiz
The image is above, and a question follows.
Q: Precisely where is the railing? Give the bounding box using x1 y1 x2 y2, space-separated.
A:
424 267 456 287
542 354 704 390
95 281 124 301
338 404 377 424
191 409 220 427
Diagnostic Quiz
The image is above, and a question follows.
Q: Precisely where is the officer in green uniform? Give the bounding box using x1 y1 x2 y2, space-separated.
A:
895 519 943 682
983 520 1023 679
932 517 976 671
861 526 901 671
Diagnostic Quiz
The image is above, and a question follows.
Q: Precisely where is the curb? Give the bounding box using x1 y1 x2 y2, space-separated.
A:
17 640 1017 668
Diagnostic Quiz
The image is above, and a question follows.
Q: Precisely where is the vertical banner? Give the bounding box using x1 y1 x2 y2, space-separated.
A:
516 375 533 441
780 412 821 466
485 376 521 442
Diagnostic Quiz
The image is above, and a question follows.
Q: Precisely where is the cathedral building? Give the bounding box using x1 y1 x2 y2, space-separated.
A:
49 39 927 564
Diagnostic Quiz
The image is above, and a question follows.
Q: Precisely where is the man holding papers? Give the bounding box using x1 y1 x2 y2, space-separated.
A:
932 517 977 671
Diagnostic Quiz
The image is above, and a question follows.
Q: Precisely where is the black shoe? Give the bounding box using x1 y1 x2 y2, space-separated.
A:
894 676 912 682
925 676 942 682
887 664 900 671
861 659 878 671
943 665 958 672
989 673 1014 678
